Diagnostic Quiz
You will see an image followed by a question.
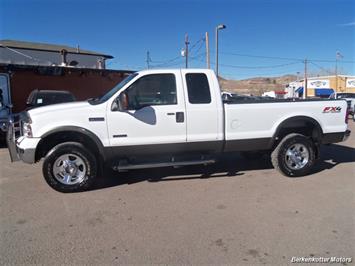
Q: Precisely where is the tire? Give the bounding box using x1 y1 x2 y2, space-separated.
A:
271 133 316 177
42 142 97 192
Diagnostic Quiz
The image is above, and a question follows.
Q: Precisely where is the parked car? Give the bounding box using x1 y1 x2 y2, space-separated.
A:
7 69 350 192
26 90 76 109
329 92 355 119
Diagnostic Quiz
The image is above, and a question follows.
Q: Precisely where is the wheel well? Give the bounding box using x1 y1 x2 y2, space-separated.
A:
35 131 103 163
273 117 322 148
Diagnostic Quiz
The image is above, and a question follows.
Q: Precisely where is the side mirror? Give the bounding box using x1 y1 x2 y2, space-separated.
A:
118 92 129 111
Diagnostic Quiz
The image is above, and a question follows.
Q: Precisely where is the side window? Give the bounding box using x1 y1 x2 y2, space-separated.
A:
186 73 211 104
126 74 177 109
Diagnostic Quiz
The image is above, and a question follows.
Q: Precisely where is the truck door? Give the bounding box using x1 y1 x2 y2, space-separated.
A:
0 74 11 130
107 71 187 152
181 70 222 143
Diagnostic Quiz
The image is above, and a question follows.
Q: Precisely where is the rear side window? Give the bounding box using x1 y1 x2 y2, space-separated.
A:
186 73 211 104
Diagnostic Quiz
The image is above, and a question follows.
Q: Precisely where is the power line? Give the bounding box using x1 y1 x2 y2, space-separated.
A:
310 61 347 82
194 56 301 69
189 37 205 53
147 37 204 69
213 50 355 64
219 61 301 69
149 55 182 68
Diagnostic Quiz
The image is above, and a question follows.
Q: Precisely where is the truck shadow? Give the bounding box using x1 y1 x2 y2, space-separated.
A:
311 143 355 174
92 143 355 191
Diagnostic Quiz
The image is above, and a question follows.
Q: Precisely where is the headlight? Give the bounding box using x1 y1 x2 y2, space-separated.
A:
21 112 33 138
22 122 32 138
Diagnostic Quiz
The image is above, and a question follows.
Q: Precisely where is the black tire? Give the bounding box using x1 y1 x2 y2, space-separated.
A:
271 133 316 177
42 142 97 192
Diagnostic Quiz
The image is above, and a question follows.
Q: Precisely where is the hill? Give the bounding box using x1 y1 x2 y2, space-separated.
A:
219 74 297 96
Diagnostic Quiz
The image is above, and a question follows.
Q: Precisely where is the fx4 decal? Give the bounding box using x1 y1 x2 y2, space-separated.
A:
323 106 342 113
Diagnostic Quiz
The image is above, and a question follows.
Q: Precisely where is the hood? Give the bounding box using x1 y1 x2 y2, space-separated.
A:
27 101 91 117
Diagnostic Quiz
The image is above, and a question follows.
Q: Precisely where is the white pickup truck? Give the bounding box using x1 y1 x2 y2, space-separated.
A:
7 69 351 192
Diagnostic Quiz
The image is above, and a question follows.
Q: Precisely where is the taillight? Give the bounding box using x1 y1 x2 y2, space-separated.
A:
345 107 349 124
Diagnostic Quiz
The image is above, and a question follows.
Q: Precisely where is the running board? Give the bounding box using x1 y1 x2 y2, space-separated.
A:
112 159 216 171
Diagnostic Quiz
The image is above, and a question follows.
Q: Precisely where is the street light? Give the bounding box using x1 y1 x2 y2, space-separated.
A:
215 24 226 77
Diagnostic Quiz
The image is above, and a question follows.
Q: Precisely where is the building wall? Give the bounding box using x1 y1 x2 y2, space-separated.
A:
0 47 106 69
0 65 132 112
306 76 355 97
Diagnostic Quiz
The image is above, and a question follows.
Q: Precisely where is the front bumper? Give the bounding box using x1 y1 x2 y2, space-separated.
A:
7 117 40 164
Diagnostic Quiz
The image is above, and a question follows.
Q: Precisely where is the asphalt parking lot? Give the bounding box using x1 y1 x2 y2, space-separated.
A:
0 122 354 265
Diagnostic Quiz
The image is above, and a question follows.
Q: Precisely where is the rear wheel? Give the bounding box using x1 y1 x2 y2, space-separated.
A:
271 133 316 177
43 142 97 192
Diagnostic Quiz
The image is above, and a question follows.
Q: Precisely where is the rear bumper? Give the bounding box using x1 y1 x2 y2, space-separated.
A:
7 118 40 164
322 130 351 144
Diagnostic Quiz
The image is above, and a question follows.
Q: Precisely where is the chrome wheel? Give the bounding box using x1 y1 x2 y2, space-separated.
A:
52 154 86 185
285 143 309 170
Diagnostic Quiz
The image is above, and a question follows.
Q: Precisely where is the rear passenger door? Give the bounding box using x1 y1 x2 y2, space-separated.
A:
181 70 221 143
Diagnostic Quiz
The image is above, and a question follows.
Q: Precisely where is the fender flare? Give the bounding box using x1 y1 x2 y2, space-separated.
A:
272 116 323 145
39 126 107 160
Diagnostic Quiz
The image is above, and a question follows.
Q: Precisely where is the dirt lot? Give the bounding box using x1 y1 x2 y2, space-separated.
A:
0 123 354 265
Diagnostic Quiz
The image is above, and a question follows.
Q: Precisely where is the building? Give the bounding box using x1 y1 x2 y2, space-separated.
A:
285 75 355 98
0 40 113 69
0 40 133 120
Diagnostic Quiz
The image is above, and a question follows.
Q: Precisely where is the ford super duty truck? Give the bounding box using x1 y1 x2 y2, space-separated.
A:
7 69 351 192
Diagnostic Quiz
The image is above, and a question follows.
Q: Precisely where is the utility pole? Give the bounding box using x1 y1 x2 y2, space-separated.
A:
303 58 308 99
185 33 189 68
335 51 343 92
146 51 150 69
335 51 339 91
205 32 210 69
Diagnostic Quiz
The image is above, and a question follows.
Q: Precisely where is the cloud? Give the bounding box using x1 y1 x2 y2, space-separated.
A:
338 21 355 26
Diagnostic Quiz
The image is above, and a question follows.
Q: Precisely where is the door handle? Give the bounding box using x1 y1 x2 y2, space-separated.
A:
176 112 184 123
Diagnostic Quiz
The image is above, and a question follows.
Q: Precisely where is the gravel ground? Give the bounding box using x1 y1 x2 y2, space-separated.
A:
0 122 354 265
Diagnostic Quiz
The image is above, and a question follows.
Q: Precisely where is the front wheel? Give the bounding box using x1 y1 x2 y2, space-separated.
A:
43 142 97 192
271 133 316 177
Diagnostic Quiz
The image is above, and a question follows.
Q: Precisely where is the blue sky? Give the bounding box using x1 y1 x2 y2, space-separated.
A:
0 0 354 79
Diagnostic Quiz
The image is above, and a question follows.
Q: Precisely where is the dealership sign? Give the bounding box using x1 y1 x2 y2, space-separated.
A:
307 79 330 88
346 78 355 88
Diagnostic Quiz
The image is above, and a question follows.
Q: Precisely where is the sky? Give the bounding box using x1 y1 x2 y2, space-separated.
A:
0 0 354 79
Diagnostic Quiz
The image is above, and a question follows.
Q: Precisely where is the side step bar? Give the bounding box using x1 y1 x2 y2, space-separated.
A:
112 159 216 171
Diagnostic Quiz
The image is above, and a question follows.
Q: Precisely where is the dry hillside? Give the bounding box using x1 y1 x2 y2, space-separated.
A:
219 75 297 96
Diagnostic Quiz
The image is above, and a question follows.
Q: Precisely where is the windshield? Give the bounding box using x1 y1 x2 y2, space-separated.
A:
89 73 138 105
